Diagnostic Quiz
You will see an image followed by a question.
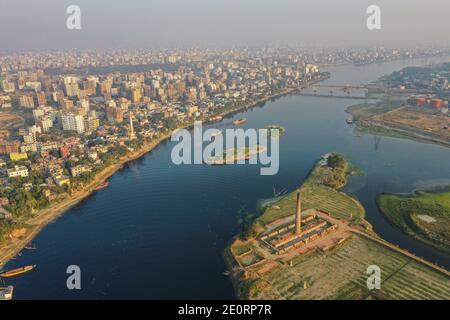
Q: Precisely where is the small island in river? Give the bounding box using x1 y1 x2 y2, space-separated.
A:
377 189 450 253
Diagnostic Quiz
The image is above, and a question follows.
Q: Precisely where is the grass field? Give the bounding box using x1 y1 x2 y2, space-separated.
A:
237 235 450 300
346 97 406 122
258 154 365 226
259 184 365 225
378 191 450 253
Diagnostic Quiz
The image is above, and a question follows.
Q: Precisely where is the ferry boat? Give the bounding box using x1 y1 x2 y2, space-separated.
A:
0 286 14 300
233 118 247 126
94 181 110 191
0 265 36 278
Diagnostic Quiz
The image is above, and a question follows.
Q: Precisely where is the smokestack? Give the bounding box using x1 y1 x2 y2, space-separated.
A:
295 191 302 235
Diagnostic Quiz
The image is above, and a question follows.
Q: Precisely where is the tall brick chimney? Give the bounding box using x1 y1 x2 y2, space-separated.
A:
295 191 302 235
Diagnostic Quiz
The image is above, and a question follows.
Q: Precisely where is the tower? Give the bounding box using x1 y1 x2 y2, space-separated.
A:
295 191 302 235
129 112 136 139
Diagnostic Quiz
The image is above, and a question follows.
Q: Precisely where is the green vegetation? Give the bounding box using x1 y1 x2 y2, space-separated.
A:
259 153 365 225
265 125 285 137
0 219 21 245
345 97 406 122
378 190 450 253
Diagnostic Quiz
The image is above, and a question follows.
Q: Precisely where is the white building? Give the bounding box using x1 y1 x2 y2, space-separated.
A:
70 165 91 177
39 117 54 132
61 113 85 134
7 165 29 178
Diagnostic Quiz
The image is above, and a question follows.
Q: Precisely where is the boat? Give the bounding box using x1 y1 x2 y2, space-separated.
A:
233 118 247 126
24 243 37 250
94 181 109 191
0 265 36 278
0 286 14 300
346 117 353 124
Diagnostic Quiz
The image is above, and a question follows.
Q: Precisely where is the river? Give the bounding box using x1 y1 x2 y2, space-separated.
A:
3 56 450 299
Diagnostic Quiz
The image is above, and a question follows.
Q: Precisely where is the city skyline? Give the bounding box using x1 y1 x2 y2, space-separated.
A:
1 0 450 51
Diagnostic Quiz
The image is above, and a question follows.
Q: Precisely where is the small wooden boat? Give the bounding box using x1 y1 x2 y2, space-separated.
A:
233 118 247 126
24 243 37 250
94 181 109 191
0 286 14 300
0 265 36 278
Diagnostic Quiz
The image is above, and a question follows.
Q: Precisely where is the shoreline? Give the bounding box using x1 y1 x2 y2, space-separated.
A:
0 134 169 268
0 78 325 269
357 119 450 148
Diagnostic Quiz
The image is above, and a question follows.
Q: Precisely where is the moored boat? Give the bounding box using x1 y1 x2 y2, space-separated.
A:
0 265 36 278
0 286 14 300
233 118 247 125
94 181 110 191
24 243 36 250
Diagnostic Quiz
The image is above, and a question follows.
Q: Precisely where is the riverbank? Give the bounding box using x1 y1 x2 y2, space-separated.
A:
0 134 170 268
0 76 327 269
225 154 450 299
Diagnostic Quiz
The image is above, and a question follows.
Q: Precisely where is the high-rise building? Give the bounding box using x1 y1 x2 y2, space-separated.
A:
131 88 141 103
60 99 74 112
63 76 80 97
36 91 47 106
37 117 54 132
19 95 35 108
106 105 124 124
61 113 85 134
77 98 90 115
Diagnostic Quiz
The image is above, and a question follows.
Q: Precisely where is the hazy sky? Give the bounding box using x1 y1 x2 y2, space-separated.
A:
1 0 449 51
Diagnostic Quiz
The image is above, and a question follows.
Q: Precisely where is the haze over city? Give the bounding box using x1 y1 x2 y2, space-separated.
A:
1 0 450 51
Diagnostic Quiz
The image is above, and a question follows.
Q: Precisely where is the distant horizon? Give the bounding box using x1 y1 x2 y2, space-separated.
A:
1 45 450 56
1 0 449 52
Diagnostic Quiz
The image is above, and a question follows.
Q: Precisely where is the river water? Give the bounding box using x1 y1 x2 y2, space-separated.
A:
3 57 450 299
